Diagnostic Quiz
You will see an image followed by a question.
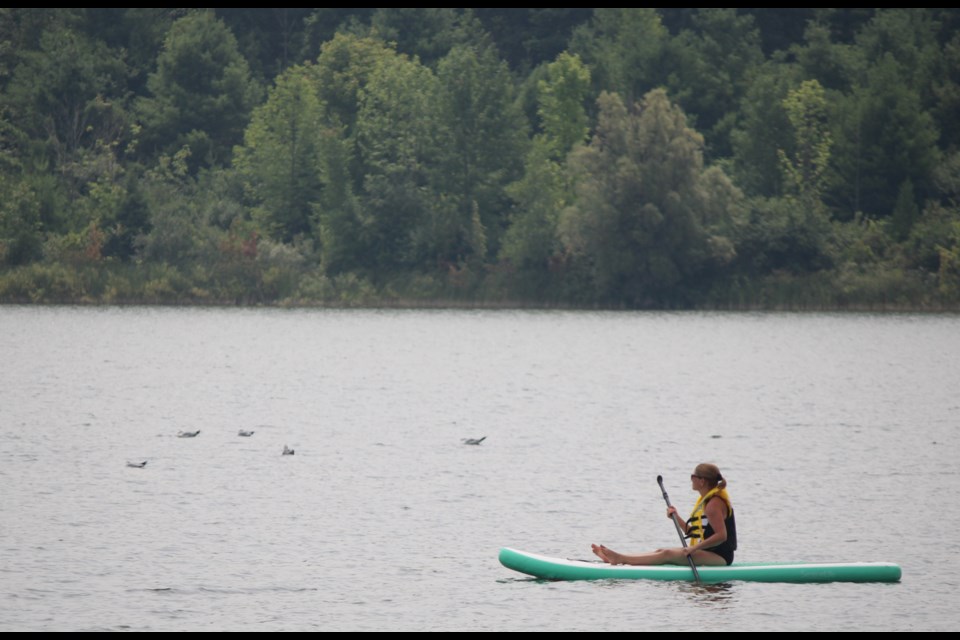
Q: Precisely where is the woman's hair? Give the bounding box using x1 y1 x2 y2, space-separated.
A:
695 463 726 490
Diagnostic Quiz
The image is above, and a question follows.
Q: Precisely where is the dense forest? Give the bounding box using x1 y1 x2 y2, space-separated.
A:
1 8 959 309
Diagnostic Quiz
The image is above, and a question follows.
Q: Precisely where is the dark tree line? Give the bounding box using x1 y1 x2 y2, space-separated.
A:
1 8 959 308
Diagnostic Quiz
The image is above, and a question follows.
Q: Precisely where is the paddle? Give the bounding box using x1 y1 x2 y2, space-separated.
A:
657 474 702 585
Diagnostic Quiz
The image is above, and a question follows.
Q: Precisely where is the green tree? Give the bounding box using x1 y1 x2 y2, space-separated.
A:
829 54 940 218
746 79 839 278
778 79 832 214
369 8 462 67
559 89 734 304
890 178 919 241
501 53 590 274
665 8 764 158
792 20 864 93
314 126 362 275
474 8 592 72
4 26 129 183
738 9 814 55
216 9 314 82
354 52 439 272
234 64 323 242
0 175 44 265
536 52 591 157
903 167 960 291
81 8 176 94
309 32 399 214
309 34 444 274
299 9 375 62
135 147 207 265
427 44 527 265
313 32 397 136
931 32 960 153
731 195 835 276
2 21 138 260
730 60 800 198
500 138 568 274
933 151 960 208
570 9 668 105
823 10 942 219
136 149 256 299
855 9 940 95
137 10 260 170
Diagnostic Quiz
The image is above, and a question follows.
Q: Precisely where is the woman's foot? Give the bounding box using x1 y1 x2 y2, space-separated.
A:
591 544 622 565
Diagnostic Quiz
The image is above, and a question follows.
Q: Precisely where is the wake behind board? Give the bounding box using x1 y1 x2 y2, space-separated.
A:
499 547 901 584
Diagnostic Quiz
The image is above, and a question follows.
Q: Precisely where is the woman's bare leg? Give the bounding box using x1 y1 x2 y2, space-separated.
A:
592 544 727 566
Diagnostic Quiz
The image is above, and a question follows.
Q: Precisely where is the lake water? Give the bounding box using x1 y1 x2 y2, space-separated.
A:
1 306 958 631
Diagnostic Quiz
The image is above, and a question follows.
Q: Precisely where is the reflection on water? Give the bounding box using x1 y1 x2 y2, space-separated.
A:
684 581 738 606
0 307 957 631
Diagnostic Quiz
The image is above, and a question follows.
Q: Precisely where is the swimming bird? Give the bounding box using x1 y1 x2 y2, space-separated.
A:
462 436 486 445
177 430 201 438
126 460 147 468
282 445 295 456
238 429 255 437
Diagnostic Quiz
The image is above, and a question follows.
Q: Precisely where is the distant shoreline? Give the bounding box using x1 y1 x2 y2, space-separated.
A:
3 298 958 313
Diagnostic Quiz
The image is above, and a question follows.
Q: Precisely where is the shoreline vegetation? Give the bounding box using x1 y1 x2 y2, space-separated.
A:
3 10 960 313
1 261 955 312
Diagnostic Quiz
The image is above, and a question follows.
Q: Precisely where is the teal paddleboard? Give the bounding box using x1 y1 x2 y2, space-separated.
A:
499 547 901 584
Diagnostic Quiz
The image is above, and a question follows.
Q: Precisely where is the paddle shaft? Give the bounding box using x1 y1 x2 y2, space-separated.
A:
657 475 702 584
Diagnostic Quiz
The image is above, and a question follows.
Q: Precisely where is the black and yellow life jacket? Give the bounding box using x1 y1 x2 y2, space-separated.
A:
685 487 737 550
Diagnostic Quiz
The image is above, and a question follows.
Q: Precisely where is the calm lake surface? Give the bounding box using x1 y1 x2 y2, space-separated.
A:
1 306 958 631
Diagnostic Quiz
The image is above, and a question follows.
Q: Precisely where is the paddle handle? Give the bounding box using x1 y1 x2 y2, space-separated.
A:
657 475 702 584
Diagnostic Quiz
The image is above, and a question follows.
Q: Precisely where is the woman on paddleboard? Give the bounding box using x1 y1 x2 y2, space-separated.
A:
592 463 738 566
